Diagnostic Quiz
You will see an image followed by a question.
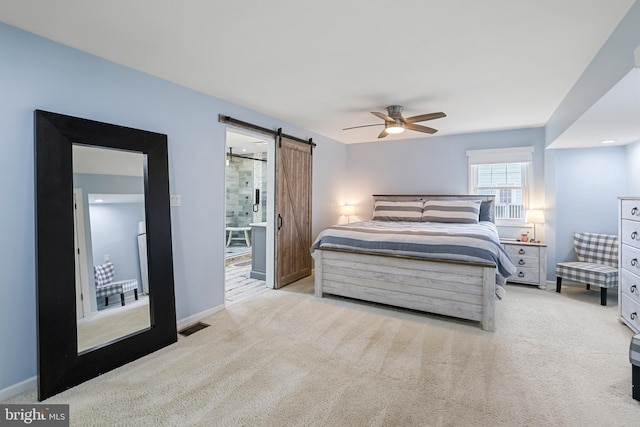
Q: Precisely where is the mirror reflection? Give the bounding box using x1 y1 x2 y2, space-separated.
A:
72 144 151 353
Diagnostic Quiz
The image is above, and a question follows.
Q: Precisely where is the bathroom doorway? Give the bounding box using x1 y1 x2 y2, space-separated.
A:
224 129 274 304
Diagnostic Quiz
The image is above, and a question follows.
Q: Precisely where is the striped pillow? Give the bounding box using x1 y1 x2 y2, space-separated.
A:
422 200 481 224
372 200 424 222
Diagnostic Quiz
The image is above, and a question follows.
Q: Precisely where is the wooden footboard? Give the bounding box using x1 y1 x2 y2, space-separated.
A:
313 248 497 331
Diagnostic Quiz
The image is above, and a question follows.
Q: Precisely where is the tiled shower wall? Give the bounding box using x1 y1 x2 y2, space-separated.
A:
225 154 267 227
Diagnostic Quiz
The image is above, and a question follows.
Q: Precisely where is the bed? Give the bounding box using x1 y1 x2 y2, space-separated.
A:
311 195 517 331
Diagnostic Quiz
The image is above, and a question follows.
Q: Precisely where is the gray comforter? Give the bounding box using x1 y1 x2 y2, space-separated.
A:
311 220 517 298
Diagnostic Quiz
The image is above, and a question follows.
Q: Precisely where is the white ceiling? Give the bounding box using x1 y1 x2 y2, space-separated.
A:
1 0 637 146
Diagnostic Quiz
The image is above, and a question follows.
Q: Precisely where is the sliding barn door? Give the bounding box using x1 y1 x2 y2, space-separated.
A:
275 134 312 288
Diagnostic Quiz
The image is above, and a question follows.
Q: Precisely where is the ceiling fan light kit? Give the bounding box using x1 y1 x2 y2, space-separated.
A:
385 122 405 134
344 105 446 139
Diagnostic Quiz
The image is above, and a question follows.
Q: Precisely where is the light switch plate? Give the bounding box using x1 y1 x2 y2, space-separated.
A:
170 195 181 206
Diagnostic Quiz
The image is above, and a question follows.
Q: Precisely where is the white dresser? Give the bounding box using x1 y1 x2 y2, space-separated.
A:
619 197 640 333
502 241 547 289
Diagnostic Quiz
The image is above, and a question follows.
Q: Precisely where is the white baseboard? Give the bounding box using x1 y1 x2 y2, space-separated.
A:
176 303 225 330
0 376 36 402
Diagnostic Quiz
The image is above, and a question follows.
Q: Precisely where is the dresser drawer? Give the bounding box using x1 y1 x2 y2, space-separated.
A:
621 294 640 332
621 268 640 304
621 219 640 250
621 244 640 275
510 267 540 284
621 199 640 221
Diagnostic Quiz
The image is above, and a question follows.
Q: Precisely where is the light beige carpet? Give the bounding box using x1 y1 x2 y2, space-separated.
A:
6 277 639 426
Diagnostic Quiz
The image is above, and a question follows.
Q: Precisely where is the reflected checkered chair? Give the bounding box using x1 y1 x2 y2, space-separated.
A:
555 232 618 306
94 261 139 307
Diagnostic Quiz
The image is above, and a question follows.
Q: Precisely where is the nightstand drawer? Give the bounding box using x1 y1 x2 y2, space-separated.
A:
510 267 540 284
503 244 540 258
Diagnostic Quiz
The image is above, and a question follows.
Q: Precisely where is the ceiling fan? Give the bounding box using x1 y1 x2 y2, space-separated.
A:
343 105 446 139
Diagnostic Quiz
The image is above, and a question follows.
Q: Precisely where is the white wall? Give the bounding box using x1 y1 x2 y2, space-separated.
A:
0 22 347 396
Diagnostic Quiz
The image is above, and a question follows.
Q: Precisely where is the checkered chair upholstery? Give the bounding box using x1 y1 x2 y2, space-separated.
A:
630 334 640 400
555 232 618 306
94 261 139 307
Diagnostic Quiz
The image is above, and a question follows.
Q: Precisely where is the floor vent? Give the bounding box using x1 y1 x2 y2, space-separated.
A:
178 322 210 337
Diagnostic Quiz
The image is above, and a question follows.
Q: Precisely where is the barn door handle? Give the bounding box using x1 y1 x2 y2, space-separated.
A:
277 214 283 230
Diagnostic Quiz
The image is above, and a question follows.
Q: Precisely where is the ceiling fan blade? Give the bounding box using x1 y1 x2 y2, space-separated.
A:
342 123 384 131
377 129 388 139
371 111 394 122
404 112 446 124
406 123 438 134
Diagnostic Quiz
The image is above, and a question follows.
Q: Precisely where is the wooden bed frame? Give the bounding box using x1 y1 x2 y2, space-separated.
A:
313 195 498 331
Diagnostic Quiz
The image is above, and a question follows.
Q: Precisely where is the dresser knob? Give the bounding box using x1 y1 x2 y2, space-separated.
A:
631 285 638 295
518 248 525 255
632 258 639 267
633 207 640 216
631 312 638 320
518 259 525 265
633 231 639 241
518 272 525 278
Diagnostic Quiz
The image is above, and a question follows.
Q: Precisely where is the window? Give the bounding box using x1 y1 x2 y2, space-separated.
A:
467 147 533 223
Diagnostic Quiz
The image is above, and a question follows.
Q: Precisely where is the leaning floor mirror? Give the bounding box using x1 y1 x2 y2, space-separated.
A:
35 110 177 401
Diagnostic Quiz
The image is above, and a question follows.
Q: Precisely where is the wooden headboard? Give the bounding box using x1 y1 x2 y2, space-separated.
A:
372 194 496 223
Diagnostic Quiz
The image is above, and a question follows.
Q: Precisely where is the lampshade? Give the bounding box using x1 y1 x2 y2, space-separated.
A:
341 205 355 216
385 122 405 134
525 209 545 224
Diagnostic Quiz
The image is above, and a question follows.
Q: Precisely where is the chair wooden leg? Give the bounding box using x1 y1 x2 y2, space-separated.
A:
600 287 607 306
105 296 109 306
120 293 125 306
134 289 139 300
586 283 591 290
556 277 562 293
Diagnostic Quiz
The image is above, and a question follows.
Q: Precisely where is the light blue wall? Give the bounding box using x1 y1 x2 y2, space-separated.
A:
544 2 640 279
89 202 145 293
554 147 627 263
73 173 146 310
626 141 640 194
345 127 546 229
0 22 347 394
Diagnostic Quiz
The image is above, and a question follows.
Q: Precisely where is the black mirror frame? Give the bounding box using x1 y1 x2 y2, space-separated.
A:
34 110 177 401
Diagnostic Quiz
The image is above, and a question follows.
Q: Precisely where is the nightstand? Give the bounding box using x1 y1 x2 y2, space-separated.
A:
501 240 547 289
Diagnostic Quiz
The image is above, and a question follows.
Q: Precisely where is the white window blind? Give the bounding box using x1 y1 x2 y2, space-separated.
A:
467 147 533 222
